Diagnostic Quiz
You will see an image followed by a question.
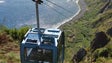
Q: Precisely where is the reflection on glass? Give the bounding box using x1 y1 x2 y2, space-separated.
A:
24 48 53 63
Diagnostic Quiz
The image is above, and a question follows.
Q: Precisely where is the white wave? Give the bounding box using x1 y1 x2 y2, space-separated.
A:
76 0 79 3
18 0 81 29
0 0 5 4
55 0 81 28
33 0 81 29
46 2 54 8
66 0 71 2
67 0 78 3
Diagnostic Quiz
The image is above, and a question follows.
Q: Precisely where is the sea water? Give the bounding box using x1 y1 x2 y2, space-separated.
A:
0 0 80 28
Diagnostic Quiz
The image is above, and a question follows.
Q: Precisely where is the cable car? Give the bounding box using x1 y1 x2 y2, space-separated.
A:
20 28 65 63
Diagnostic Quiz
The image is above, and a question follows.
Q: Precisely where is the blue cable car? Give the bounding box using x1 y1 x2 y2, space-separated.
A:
20 28 65 63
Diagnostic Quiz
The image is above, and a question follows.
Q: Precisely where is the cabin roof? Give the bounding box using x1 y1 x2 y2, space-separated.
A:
22 28 62 47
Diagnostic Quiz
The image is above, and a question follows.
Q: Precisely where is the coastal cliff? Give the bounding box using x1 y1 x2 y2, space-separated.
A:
0 0 112 63
60 0 112 63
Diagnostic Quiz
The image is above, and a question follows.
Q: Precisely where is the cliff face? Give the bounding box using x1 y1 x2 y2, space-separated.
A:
0 0 112 63
61 0 112 63
83 0 112 62
90 32 110 52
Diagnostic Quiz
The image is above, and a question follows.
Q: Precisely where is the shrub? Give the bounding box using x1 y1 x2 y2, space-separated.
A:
4 26 29 41
0 32 12 44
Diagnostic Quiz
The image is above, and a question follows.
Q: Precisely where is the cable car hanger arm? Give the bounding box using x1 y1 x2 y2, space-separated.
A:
32 0 43 4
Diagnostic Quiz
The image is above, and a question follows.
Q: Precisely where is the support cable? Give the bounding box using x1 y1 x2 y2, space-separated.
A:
46 0 74 14
43 3 68 18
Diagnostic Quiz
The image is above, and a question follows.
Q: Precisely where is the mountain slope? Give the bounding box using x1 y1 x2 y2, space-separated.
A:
0 0 112 63
60 0 112 63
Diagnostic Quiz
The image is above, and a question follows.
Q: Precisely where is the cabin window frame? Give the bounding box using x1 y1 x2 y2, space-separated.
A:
24 47 53 63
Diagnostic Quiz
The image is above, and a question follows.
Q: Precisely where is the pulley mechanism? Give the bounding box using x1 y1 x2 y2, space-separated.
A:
32 0 43 4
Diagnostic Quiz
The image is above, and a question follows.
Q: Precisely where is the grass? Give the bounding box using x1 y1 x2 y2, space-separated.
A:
0 26 29 63
60 0 112 63
0 0 112 63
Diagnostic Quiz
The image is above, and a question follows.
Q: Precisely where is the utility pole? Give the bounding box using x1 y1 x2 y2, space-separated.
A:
32 0 43 32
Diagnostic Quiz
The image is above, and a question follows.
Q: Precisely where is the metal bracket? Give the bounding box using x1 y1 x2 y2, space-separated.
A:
32 0 43 4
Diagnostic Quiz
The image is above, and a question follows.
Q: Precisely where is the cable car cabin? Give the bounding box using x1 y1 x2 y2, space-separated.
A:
20 28 65 63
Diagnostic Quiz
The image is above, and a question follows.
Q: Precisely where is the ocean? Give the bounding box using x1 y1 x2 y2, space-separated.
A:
0 0 80 28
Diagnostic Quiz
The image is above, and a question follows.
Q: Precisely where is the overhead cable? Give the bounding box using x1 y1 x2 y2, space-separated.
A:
43 3 68 18
46 0 74 14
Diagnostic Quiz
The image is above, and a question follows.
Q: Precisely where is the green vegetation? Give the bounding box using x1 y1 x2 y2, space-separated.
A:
0 25 29 41
60 0 112 63
0 26 29 63
0 0 112 63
